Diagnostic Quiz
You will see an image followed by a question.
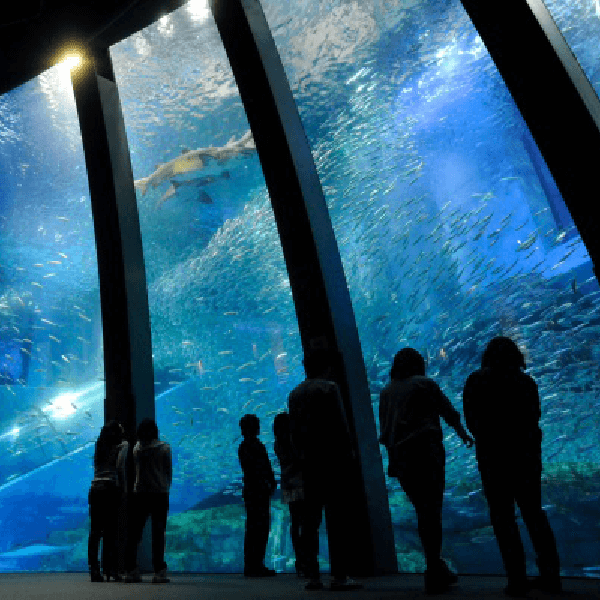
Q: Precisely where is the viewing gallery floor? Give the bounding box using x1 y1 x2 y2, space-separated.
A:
0 574 597 600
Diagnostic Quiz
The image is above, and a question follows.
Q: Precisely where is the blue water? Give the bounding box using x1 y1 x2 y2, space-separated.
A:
0 0 599 575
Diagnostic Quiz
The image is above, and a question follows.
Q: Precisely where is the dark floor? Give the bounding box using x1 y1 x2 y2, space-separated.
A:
0 574 597 600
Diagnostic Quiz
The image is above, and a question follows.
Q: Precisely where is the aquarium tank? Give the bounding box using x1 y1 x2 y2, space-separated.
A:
0 0 599 578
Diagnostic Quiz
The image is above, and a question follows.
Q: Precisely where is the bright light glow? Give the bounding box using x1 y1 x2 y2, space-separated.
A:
0 426 20 441
43 392 78 420
62 53 81 70
186 0 211 22
157 15 174 36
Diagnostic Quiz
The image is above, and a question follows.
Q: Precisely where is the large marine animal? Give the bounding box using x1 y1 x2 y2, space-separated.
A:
156 170 231 208
134 130 255 198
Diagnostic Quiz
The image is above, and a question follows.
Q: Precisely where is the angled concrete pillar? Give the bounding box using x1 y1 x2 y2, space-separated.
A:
70 47 154 573
210 0 397 575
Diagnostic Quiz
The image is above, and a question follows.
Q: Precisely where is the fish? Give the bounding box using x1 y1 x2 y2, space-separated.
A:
134 131 255 197
516 232 537 251
157 170 231 207
238 361 256 370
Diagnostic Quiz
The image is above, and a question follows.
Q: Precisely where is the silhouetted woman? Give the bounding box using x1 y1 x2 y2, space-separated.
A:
124 418 172 584
463 336 561 597
88 420 128 582
273 412 305 576
379 347 473 595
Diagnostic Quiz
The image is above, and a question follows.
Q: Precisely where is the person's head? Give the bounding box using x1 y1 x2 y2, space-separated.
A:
302 348 339 379
100 419 124 445
273 412 290 442
390 347 426 381
240 413 260 438
137 418 159 444
94 420 124 464
481 336 526 370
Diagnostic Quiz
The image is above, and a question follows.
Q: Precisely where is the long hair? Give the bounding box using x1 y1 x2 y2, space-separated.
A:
136 418 159 444
390 347 426 381
94 420 123 466
481 336 526 370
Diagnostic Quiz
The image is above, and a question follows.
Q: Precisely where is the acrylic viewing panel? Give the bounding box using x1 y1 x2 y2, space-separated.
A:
110 1 305 573
0 65 104 571
262 0 600 578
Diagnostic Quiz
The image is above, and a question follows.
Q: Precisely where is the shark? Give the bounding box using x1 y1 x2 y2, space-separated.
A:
134 130 255 198
156 170 231 208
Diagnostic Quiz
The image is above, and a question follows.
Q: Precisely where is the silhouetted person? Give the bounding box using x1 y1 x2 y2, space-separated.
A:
273 412 306 576
288 348 363 592
88 420 128 582
124 418 172 584
379 347 472 595
238 413 277 577
463 336 561 597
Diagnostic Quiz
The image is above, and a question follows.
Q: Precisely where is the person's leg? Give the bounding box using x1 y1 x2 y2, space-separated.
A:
150 492 170 580
300 480 324 584
324 484 351 581
87 488 104 579
398 437 445 573
150 492 168 573
514 460 560 591
125 492 150 575
257 495 271 568
103 488 121 577
244 494 263 572
289 500 304 574
480 461 528 589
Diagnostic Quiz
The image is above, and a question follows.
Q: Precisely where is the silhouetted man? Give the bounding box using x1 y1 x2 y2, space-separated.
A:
288 348 362 592
463 336 561 597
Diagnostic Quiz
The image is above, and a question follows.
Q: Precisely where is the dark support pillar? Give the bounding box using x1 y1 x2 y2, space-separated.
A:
71 47 154 572
460 0 600 275
210 0 397 575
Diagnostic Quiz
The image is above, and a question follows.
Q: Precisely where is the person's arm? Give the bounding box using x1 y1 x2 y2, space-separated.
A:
462 372 480 440
260 442 276 494
378 390 390 448
116 441 128 493
165 444 173 490
330 382 356 459
288 390 305 461
435 382 473 448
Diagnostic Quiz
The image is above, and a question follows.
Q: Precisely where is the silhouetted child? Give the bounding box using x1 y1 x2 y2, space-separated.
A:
124 418 172 584
238 413 276 577
273 412 305 576
88 420 127 582
463 336 561 597
379 348 473 595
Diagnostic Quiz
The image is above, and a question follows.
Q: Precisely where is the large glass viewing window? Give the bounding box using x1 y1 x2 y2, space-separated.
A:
110 1 305 573
542 0 600 99
262 0 600 578
0 66 104 572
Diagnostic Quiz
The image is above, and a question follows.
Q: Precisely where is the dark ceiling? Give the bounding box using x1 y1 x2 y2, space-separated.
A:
0 0 188 96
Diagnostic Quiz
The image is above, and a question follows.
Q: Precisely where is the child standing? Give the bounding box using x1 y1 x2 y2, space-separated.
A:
238 413 277 577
